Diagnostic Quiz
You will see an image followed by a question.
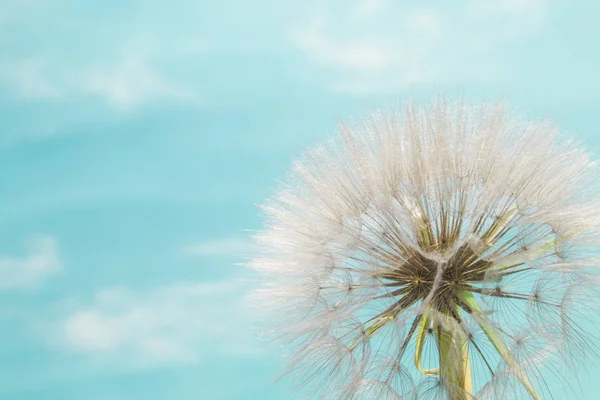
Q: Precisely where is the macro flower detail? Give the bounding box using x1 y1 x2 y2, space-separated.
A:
250 101 600 399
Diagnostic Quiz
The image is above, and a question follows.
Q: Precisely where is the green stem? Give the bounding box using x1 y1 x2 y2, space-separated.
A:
413 307 473 399
414 308 440 375
457 290 542 400
437 311 472 400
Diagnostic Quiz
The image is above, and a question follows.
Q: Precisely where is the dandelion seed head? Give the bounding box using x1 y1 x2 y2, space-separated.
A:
249 100 600 399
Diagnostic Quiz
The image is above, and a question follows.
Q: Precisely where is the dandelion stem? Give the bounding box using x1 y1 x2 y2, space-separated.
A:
435 309 473 399
457 290 542 400
414 308 440 375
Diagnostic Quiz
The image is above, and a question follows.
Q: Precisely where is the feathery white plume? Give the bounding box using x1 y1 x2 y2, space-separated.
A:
249 100 600 399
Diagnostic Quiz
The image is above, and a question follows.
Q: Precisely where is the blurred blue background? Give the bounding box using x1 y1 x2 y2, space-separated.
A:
0 0 599 399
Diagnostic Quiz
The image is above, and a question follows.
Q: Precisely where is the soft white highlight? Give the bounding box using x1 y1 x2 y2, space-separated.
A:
0 235 61 289
250 101 600 399
181 238 250 257
82 55 197 110
61 281 257 368
0 43 201 110
0 58 62 99
289 1 548 92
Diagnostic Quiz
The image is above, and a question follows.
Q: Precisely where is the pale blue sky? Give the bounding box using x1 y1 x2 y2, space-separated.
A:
0 0 599 399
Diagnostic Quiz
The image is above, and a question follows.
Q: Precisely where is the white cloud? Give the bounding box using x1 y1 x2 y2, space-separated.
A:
0 35 203 110
180 238 250 257
0 58 62 99
0 54 198 110
353 0 385 19
0 235 61 290
81 55 198 110
0 0 52 24
470 0 547 21
290 27 391 71
58 280 258 368
289 0 549 92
